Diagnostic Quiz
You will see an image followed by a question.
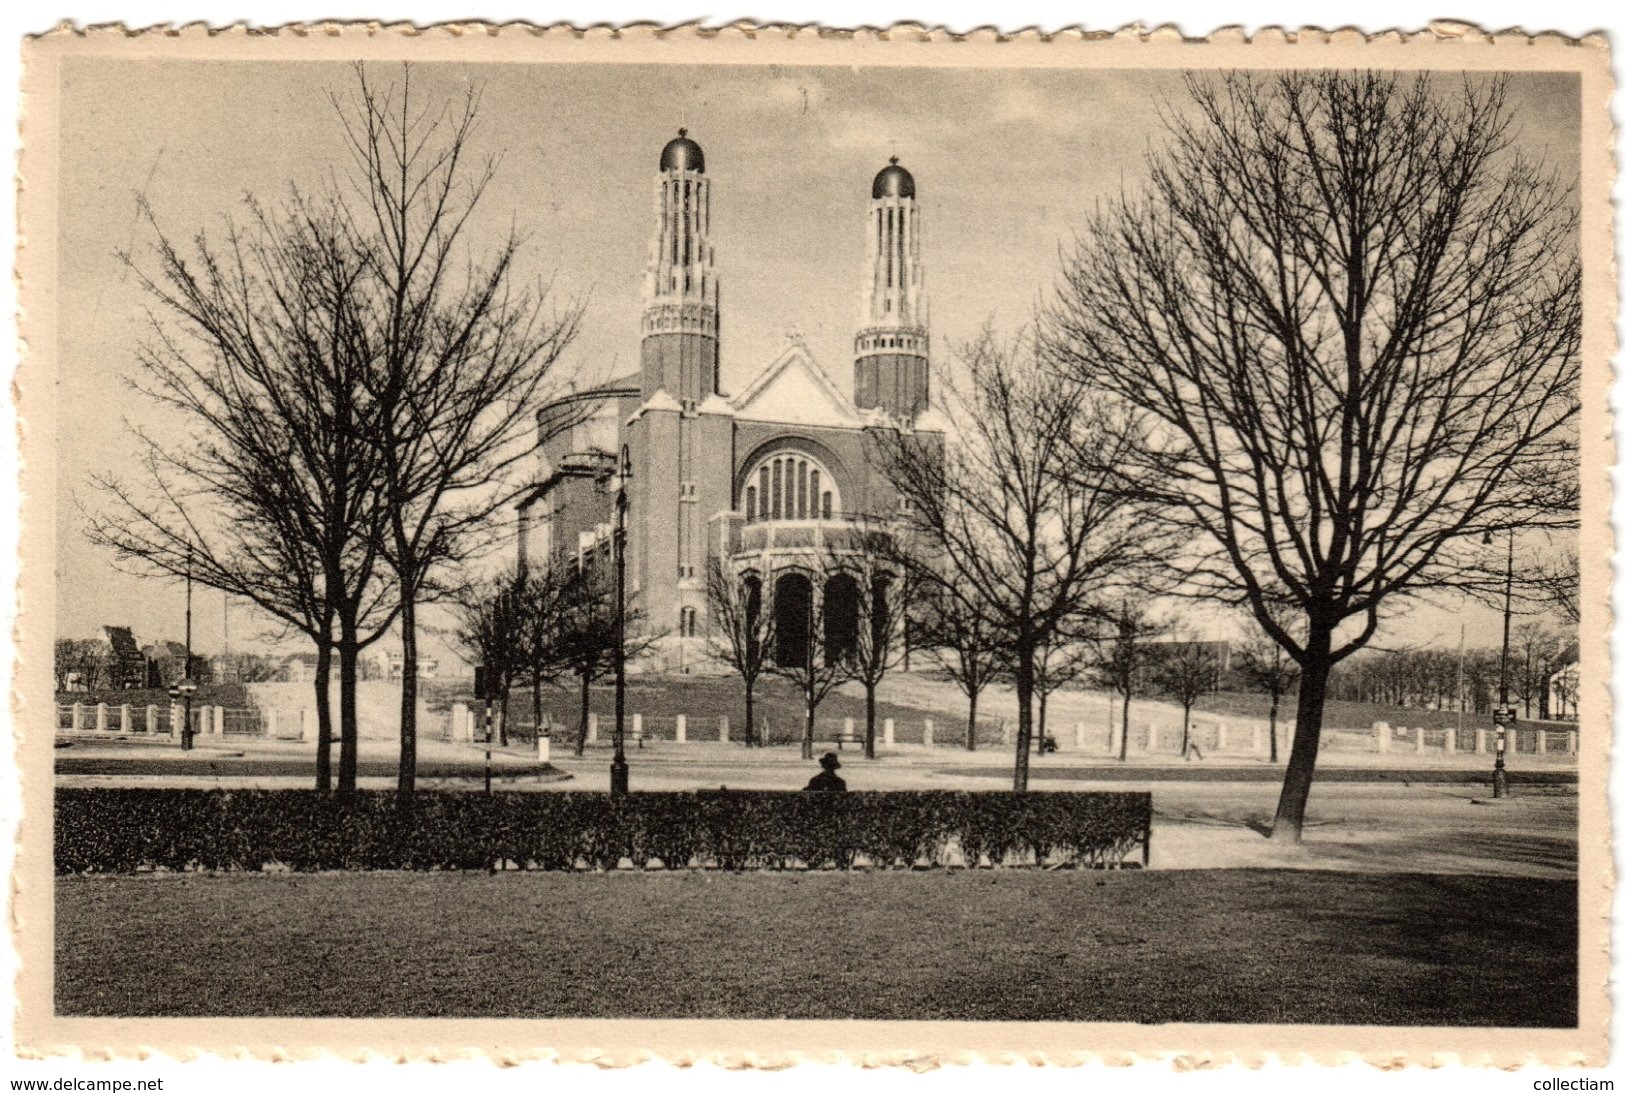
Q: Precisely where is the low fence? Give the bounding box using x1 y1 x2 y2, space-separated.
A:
60 698 1579 761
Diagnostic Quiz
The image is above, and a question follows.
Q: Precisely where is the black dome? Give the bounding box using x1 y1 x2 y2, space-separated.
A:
872 157 916 199
660 129 705 173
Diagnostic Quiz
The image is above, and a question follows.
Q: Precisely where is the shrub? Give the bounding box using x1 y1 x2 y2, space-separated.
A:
55 789 1151 874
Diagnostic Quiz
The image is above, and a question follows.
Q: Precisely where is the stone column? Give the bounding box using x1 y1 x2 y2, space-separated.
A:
1506 729 1518 755
1375 721 1391 754
1415 727 1426 754
923 719 934 748
883 718 895 747
1444 729 1456 754
632 713 643 743
1475 728 1487 754
94 704 108 732
537 735 551 764
587 713 599 744
70 703 84 732
119 704 132 733
1537 730 1548 755
719 715 729 743
843 717 855 742
1216 721 1228 752
213 706 225 736
145 705 158 734
676 714 687 743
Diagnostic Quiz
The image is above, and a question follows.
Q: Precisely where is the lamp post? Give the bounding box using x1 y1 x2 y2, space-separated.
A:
1486 530 1516 799
610 443 631 797
175 677 198 751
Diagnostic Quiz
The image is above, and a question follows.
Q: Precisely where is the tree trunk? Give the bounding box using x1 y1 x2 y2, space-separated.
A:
744 678 755 748
1268 692 1280 764
1118 690 1131 761
531 672 543 741
1012 634 1035 792
496 675 509 749
397 591 419 797
1270 627 1333 841
576 671 589 757
336 613 360 796
1180 706 1191 757
966 688 978 752
864 681 877 759
1038 688 1050 750
313 639 334 793
801 682 815 761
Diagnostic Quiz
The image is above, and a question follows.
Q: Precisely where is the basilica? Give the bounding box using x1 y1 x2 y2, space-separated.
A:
518 130 945 670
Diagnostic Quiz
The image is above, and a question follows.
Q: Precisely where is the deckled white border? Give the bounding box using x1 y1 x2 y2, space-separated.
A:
5 13 1618 1075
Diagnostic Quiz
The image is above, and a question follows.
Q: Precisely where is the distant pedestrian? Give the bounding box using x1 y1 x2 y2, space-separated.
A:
804 752 847 792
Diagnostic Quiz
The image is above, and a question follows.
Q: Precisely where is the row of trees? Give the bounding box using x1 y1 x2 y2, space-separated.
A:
856 71 1579 839
85 65 583 797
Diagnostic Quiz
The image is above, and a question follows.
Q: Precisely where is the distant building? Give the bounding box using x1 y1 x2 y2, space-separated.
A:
520 133 944 671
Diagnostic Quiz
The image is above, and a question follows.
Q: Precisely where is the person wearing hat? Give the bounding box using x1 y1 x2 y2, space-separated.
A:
804 751 847 792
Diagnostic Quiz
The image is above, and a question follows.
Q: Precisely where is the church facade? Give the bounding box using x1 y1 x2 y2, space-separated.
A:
519 131 944 669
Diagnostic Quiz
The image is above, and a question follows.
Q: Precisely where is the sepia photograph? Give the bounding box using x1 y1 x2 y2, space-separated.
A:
10 24 1613 1065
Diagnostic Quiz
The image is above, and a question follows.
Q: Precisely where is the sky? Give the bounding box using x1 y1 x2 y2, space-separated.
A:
51 60 1582 661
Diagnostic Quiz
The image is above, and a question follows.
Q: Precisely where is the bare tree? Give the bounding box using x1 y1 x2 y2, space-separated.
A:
86 191 400 793
1235 624 1301 764
829 522 921 760
452 575 527 745
705 556 776 748
767 562 854 761
879 328 1165 791
1089 600 1162 762
1049 72 1580 838
1151 631 1223 758
330 65 582 796
1032 634 1091 751
917 586 1004 751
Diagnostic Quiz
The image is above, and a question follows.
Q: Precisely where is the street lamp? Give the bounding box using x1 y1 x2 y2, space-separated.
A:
610 443 631 797
1485 530 1516 799
173 677 198 751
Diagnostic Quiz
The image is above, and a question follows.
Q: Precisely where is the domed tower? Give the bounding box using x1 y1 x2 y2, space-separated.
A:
641 129 720 403
854 157 929 421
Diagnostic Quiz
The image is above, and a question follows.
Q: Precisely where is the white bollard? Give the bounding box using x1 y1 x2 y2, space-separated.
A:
1475 728 1487 755
213 706 225 736
676 714 687 743
145 705 158 734
632 713 643 743
119 704 132 733
587 713 599 744
843 717 854 742
719 715 729 743
1506 730 1518 755
71 703 84 732
94 703 108 732
537 734 551 764
883 718 895 747
1375 721 1391 754
923 719 934 748
170 704 182 736
1537 730 1548 755
1445 729 1456 754
1415 727 1425 754
1216 721 1228 752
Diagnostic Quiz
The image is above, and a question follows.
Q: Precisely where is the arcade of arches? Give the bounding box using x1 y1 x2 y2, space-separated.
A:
739 570 892 668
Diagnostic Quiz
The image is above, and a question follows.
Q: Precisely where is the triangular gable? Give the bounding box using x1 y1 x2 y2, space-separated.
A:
730 340 861 428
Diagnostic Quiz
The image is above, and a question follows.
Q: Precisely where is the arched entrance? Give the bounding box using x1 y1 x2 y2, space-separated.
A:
824 572 860 667
774 572 812 668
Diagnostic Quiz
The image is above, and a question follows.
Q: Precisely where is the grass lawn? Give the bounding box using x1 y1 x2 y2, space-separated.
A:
58 869 1575 1026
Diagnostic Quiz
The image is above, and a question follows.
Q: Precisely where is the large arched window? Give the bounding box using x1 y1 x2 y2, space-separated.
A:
742 451 841 523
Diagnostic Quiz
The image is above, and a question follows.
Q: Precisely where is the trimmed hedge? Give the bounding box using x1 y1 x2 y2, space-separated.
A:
55 789 1151 874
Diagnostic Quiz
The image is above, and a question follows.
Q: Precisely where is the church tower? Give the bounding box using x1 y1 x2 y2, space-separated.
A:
641 129 720 403
854 157 929 421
